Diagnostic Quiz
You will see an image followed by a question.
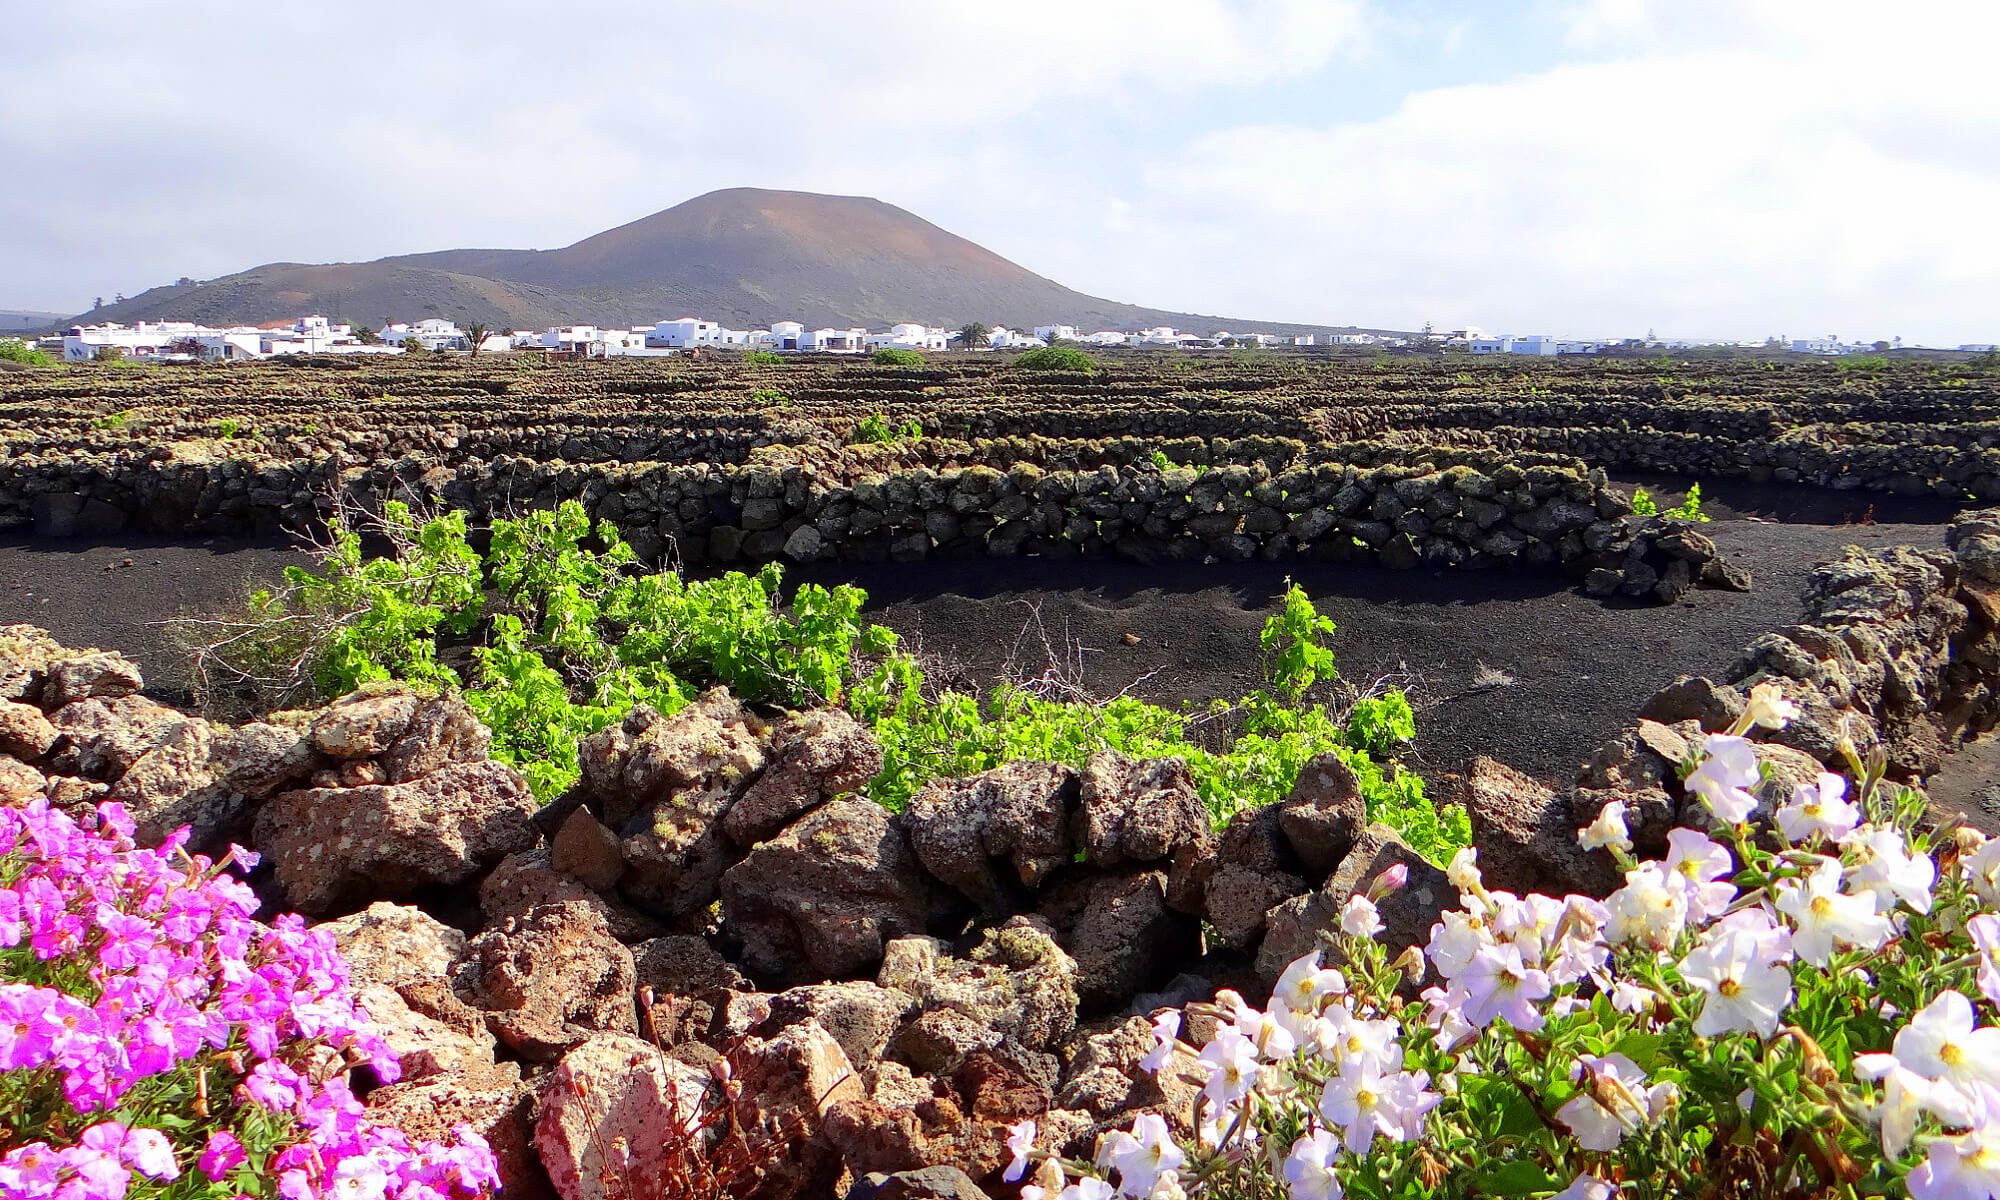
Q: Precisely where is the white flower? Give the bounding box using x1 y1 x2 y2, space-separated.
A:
1744 681 1801 731
1492 891 1564 958
1340 894 1384 940
1966 838 2000 908
1662 828 1738 922
1970 915 2000 1010
1315 1002 1404 1074
1241 1006 1298 1062
1457 942 1550 1032
1425 910 1490 980
1678 924 1793 1037
1708 906 1794 962
1892 992 2000 1092
1909 1083 2000 1200
1139 1010 1181 1074
1282 1129 1344 1200
1579 800 1632 854
1555 1053 1676 1151
1609 979 1658 1015
1775 773 1861 844
1607 863 1689 950
1685 734 1762 824
1845 824 1937 914
1058 1180 1115 1200
1774 856 1894 965
1551 1174 1619 1200
1856 1054 1975 1159
1447 847 1483 894
1272 952 1346 1018
1004 1120 1037 1183
1197 1027 1260 1109
1099 1115 1183 1200
1546 896 1612 987
1319 1060 1439 1155
1419 985 1476 1052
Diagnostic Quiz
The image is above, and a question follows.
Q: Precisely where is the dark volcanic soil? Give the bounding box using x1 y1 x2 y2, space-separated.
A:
796 520 1941 791
0 516 1948 795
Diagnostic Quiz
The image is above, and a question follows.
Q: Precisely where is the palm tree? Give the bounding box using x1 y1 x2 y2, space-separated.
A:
463 322 491 356
957 322 990 351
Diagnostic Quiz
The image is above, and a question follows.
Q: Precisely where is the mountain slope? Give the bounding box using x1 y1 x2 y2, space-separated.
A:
79 188 1351 335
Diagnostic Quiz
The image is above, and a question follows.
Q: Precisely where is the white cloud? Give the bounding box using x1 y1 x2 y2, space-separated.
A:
1106 1 2000 343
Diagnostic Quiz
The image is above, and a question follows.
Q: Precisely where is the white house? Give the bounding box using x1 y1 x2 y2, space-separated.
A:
63 320 208 360
755 321 807 351
1328 333 1378 346
866 322 949 352
1033 324 1078 344
801 327 868 353
986 327 1045 350
1469 335 1559 356
382 319 467 352
1080 331 1129 346
648 317 748 349
1292 335 1316 347
1134 327 1181 346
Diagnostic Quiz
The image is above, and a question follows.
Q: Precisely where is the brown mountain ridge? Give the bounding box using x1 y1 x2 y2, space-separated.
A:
77 188 1359 336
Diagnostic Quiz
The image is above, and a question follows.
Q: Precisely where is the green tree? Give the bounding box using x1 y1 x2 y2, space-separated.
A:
956 322 990 351
463 322 492 356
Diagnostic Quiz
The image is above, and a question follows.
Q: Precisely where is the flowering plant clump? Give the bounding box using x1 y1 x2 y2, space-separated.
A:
0 798 500 1200
1008 684 2000 1199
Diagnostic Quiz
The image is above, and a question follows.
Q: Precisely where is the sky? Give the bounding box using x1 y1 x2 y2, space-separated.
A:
4 0 1996 345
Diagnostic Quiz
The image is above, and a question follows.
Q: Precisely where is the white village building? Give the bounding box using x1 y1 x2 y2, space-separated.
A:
865 322 949 352
648 317 749 349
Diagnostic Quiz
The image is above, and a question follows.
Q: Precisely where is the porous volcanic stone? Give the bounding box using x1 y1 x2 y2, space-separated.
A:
254 759 539 915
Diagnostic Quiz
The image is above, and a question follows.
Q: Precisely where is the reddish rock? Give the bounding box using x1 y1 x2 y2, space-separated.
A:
1073 752 1212 868
721 708 882 845
458 901 638 1060
0 700 57 761
1462 756 1619 898
253 759 539 915
901 761 1078 916
532 1033 712 1200
721 797 935 986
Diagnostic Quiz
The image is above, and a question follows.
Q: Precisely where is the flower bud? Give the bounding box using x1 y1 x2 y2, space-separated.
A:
1369 863 1410 900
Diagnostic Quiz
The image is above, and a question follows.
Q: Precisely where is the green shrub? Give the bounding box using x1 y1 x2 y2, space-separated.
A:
749 387 789 407
0 338 55 367
1632 483 1711 522
1012 345 1099 373
742 349 783 365
189 503 1469 862
872 347 925 366
1838 352 1891 372
852 412 922 444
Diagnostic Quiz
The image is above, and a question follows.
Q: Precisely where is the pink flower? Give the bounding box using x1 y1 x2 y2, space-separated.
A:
199 1131 247 1179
